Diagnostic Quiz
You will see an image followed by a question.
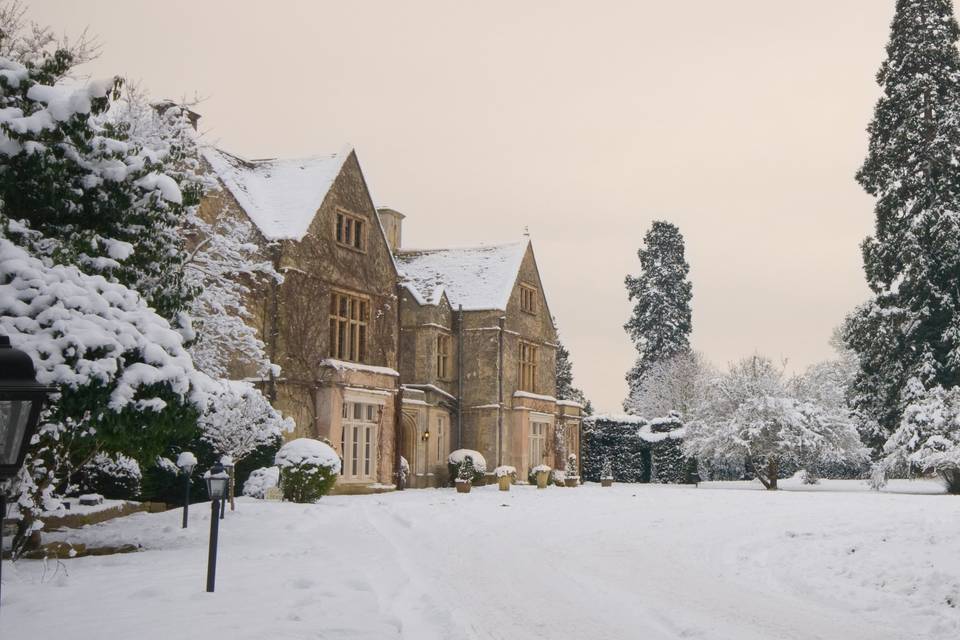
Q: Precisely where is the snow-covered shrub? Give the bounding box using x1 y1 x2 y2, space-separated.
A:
685 355 867 490
447 449 486 486
647 415 690 484
528 464 552 485
875 384 960 493
242 466 280 499
601 457 613 480
78 453 142 500
565 454 579 480
551 469 566 486
398 456 410 487
199 380 293 468
275 438 340 503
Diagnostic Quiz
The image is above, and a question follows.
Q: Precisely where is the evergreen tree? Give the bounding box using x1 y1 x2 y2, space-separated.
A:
0 43 201 323
554 329 593 414
623 221 693 401
843 0 960 456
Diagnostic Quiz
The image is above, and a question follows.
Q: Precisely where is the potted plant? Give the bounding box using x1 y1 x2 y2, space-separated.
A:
532 464 551 489
552 469 566 487
495 465 517 491
601 457 614 487
564 453 580 487
455 459 473 494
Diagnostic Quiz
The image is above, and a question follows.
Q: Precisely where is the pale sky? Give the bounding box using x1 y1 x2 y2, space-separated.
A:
31 1 907 412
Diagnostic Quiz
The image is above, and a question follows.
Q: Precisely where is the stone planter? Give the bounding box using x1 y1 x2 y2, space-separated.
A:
535 470 550 489
564 477 579 488
498 476 511 491
601 478 613 487
455 480 472 494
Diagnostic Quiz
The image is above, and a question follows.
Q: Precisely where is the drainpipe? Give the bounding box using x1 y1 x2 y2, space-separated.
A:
457 304 464 449
394 287 404 490
497 316 505 467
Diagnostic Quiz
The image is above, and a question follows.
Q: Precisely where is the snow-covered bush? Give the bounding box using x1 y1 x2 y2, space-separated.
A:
565 454 579 480
242 466 280 499
447 449 486 486
78 453 142 500
874 384 960 493
685 356 867 490
551 469 566 486
528 464 552 485
275 438 340 502
199 380 293 466
398 456 410 487
0 237 215 552
601 457 613 481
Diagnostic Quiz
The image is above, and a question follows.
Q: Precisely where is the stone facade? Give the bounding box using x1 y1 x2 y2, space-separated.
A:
201 145 581 491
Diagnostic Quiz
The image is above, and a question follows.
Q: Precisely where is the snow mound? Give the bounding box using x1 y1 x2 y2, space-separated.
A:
275 438 341 473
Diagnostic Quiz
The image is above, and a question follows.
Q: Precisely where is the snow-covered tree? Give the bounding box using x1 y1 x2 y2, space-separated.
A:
844 0 960 454
183 212 280 379
199 380 293 465
624 221 693 402
624 350 714 420
685 356 866 490
554 330 592 414
0 236 214 553
0 51 200 323
875 383 960 492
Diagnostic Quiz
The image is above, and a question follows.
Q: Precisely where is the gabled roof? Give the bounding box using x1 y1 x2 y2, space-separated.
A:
202 145 352 241
395 240 528 311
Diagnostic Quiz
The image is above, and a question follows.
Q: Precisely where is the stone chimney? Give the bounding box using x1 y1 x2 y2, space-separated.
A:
377 208 405 253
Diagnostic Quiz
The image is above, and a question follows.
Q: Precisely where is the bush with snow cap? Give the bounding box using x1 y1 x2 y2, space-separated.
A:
494 465 517 480
78 452 142 500
274 438 340 502
447 449 486 486
242 466 280 499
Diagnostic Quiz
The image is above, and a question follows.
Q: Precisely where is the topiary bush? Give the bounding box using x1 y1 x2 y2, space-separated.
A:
275 438 341 503
447 449 486 486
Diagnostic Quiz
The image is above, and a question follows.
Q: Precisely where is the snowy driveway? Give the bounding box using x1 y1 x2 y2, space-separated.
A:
3 481 958 640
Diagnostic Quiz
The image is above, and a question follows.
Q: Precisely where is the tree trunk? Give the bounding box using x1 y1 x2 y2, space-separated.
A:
766 459 779 490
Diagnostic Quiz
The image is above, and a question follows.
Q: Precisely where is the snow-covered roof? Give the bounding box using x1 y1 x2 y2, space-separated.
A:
395 241 528 311
202 146 352 241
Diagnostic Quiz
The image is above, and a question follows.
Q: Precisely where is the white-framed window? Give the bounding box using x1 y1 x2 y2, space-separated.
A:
529 420 548 467
341 402 379 479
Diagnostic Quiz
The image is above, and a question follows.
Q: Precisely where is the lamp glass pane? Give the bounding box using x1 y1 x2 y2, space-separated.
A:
0 399 33 465
207 476 228 499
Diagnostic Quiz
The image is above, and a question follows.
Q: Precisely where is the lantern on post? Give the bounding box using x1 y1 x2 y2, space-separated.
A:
177 451 197 529
203 462 229 593
220 455 235 515
0 335 55 609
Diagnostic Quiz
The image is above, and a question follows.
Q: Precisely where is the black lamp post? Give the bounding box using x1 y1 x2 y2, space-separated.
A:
177 451 196 529
0 335 54 609
203 462 229 593
219 455 235 518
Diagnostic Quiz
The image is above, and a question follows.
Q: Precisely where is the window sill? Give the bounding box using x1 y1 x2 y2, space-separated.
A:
336 242 367 255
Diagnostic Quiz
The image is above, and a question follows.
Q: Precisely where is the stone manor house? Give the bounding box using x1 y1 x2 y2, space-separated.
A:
199 143 582 491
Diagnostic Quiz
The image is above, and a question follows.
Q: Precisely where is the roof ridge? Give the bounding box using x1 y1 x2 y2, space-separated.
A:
396 239 528 255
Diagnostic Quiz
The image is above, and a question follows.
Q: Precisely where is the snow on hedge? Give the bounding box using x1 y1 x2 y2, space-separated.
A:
448 449 487 473
275 438 341 473
242 466 280 499
0 237 213 411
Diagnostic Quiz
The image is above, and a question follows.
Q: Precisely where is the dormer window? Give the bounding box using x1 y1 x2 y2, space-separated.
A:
520 284 537 314
336 211 365 252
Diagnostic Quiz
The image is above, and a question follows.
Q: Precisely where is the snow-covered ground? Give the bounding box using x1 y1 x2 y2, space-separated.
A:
3 480 959 639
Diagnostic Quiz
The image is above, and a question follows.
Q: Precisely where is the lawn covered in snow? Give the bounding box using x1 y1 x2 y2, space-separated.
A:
3 480 959 640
